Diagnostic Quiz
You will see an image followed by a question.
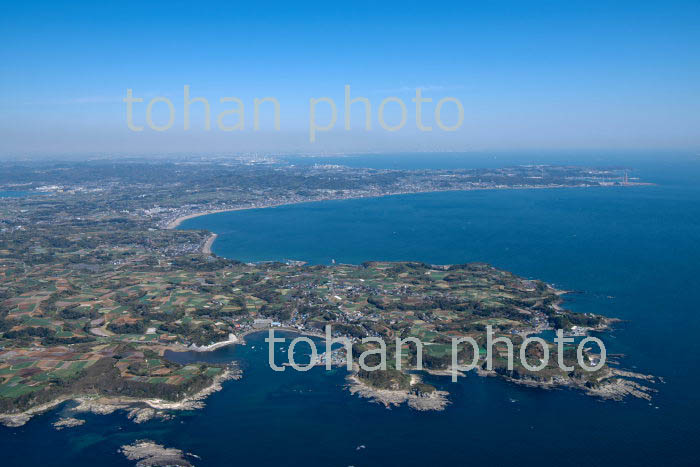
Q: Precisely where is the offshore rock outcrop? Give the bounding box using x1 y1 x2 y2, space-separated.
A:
120 440 197 467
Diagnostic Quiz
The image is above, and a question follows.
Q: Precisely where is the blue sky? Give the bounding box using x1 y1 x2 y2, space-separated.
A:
1 0 698 155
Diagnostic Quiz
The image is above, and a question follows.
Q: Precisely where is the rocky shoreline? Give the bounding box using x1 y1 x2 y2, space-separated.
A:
475 366 657 401
0 396 71 428
0 325 657 429
583 368 657 401
73 366 241 418
0 328 323 429
120 440 198 467
347 373 450 411
0 366 241 428
52 417 86 430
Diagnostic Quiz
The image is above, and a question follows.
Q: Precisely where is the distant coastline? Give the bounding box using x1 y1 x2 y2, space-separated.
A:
166 209 242 229
166 183 652 257
166 202 301 229
165 182 652 231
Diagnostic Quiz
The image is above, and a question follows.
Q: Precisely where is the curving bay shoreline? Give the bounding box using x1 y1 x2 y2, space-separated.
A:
163 184 629 231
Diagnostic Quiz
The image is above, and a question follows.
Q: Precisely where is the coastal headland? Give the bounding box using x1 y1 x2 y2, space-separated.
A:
0 161 656 428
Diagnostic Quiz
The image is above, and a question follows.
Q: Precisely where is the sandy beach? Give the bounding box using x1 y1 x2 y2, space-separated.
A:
187 331 235 351
166 209 238 229
165 202 298 229
201 233 218 254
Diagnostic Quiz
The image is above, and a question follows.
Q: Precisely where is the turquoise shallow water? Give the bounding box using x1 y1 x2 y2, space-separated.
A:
2 156 699 466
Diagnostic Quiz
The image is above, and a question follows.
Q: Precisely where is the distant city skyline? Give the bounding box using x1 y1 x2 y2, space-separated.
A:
1 0 699 155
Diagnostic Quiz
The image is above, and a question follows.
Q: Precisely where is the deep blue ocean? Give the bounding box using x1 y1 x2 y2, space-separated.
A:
2 154 699 466
0 191 31 198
